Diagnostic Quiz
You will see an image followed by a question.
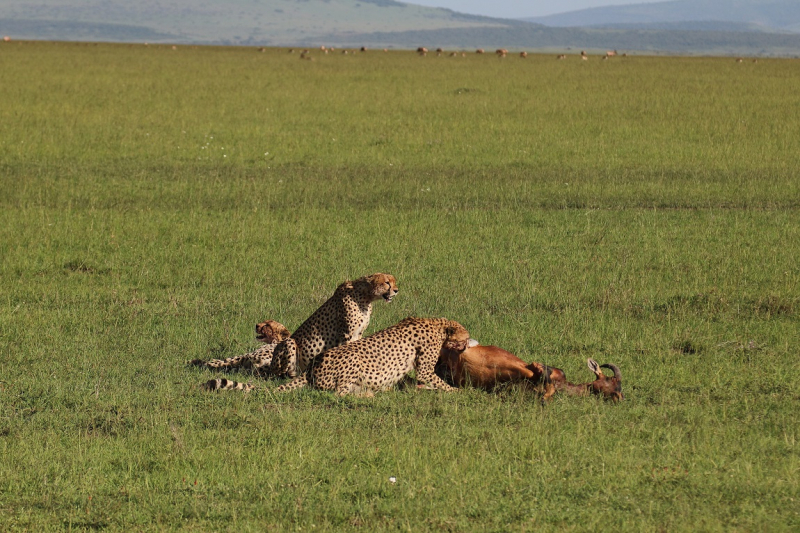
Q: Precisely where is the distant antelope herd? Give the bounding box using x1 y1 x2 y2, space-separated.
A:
0 38 767 64
7 38 761 65
279 45 639 60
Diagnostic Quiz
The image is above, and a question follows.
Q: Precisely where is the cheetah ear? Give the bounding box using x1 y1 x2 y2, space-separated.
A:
445 324 464 337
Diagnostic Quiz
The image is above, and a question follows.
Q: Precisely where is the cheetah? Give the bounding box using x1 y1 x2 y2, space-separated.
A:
188 320 291 375
202 273 399 391
276 317 470 397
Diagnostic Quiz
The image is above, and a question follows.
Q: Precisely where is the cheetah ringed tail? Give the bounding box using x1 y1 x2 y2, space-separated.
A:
200 378 255 391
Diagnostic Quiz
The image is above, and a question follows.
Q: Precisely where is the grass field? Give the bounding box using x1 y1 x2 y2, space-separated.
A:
1 41 799 531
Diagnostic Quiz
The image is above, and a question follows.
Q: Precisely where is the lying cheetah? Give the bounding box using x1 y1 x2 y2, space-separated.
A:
202 273 399 391
277 317 469 396
189 320 291 375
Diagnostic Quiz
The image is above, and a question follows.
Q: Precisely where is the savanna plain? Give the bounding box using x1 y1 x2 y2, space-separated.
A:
1 41 799 531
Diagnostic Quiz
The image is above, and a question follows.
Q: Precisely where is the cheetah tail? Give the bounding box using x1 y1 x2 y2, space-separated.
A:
200 378 255 392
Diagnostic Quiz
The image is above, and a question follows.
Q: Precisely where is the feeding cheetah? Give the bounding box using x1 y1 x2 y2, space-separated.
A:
276 317 470 397
201 273 399 391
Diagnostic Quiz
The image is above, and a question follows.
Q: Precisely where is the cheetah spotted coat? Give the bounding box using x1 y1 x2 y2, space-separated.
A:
276 317 470 396
201 273 398 391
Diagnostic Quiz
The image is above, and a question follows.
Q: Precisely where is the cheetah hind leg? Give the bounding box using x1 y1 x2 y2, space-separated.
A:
275 374 308 393
188 342 277 371
187 354 257 371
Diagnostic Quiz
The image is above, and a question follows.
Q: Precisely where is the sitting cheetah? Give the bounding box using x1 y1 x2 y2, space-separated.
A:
188 320 291 375
202 273 399 391
277 317 470 396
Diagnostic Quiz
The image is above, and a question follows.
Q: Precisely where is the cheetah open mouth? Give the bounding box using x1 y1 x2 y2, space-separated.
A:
383 292 396 302
256 334 271 343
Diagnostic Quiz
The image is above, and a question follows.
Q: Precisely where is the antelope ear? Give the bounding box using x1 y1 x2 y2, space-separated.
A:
467 339 479 348
587 358 601 375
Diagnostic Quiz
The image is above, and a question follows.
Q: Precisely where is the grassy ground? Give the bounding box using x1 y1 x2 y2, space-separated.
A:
1 41 798 531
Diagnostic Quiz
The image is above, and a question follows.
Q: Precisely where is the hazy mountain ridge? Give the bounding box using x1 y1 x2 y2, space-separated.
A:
1 0 799 55
321 24 800 56
0 18 183 42
0 0 514 45
524 0 800 34
585 21 782 33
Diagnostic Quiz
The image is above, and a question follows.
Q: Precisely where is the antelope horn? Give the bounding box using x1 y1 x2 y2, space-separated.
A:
600 363 622 381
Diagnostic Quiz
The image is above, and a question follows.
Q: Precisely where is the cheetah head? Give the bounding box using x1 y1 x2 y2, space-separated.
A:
366 273 399 302
255 320 291 343
443 322 471 353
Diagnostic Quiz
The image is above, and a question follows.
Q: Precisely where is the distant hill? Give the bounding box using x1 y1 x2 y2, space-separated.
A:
1 0 800 56
322 24 800 57
523 0 800 34
0 0 514 45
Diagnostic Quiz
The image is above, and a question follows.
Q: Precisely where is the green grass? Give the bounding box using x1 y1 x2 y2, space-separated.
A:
1 41 799 531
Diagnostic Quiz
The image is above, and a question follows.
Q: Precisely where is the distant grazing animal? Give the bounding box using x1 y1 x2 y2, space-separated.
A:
276 317 469 396
200 273 399 391
496 48 508 57
519 51 528 58
476 48 485 54
557 54 566 60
